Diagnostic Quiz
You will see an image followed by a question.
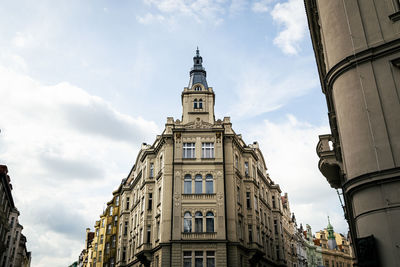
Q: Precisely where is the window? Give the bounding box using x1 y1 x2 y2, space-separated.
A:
205 174 213 193
195 174 203 193
272 196 276 209
206 212 214 232
156 220 160 239
274 220 278 235
184 212 192 232
141 196 145 212
122 247 126 262
115 196 119 206
158 187 162 204
194 86 201 91
105 242 110 254
184 174 192 194
235 155 239 168
112 235 116 248
195 251 203 267
102 218 105 227
148 193 153 210
126 197 130 210
124 221 128 236
100 234 104 244
107 224 112 234
183 251 192 267
110 258 115 267
237 186 241 202
276 245 280 260
114 215 118 226
248 225 253 243
183 143 196 158
150 163 154 178
206 251 215 267
198 99 203 109
146 226 151 243
244 162 249 176
160 155 164 169
202 143 214 158
109 206 113 216
246 192 251 209
195 211 203 232
254 195 258 210
194 99 198 109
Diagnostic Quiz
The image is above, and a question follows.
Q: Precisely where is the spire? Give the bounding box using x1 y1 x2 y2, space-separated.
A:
188 47 208 89
326 216 338 250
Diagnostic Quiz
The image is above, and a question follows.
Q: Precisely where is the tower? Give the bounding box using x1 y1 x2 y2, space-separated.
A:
326 217 337 250
304 1 400 266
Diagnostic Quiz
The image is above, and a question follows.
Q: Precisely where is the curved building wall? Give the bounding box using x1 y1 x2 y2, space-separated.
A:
306 0 400 266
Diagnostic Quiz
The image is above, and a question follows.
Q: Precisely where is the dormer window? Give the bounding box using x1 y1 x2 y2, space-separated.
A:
198 99 203 109
194 99 198 109
194 86 201 91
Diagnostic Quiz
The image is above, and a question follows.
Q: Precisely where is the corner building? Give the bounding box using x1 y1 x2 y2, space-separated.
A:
116 50 287 267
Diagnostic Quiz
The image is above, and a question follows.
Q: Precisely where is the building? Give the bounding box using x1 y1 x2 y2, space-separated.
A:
0 165 14 260
93 49 293 267
2 208 31 267
78 228 95 267
314 219 354 267
304 1 400 266
88 189 120 267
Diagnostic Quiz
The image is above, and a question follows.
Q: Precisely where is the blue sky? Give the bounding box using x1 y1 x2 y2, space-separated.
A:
0 0 347 266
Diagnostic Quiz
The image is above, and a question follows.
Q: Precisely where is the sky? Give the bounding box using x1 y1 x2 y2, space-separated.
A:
0 0 348 266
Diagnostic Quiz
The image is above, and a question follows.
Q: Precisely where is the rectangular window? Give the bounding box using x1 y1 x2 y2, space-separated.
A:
141 196 145 212
254 195 258 210
114 215 118 226
107 224 112 234
124 221 128 236
183 143 196 158
99 251 102 261
148 193 153 210
183 251 192 267
126 197 130 210
195 175 202 194
205 175 213 193
246 192 251 209
100 234 104 244
146 226 151 243
202 142 214 158
248 225 253 243
115 196 119 206
184 175 192 194
195 251 203 267
122 247 126 262
244 162 249 176
276 245 280 260
206 251 215 267
150 163 154 178
158 187 162 204
109 206 113 216
274 220 278 235
156 221 160 240
235 154 239 168
272 196 276 209
253 166 256 178
105 242 110 254
112 235 116 248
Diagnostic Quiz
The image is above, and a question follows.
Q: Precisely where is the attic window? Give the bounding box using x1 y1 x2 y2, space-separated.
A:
194 86 201 91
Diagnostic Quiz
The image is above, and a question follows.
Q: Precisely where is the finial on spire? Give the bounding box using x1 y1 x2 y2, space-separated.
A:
196 47 200 56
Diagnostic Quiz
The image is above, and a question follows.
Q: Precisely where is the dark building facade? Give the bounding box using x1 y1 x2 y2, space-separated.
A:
0 165 14 262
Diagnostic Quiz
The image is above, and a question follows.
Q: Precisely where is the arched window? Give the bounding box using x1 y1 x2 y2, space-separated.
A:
184 174 192 194
198 99 203 109
194 99 198 109
195 211 203 232
195 86 201 91
205 174 213 193
195 174 202 194
206 212 214 232
184 212 192 232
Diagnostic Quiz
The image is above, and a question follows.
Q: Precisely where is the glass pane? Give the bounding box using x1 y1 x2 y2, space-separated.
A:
184 181 192 194
195 181 202 193
195 258 203 267
206 218 214 232
195 218 203 232
184 258 192 267
207 258 215 267
206 181 213 193
184 219 192 232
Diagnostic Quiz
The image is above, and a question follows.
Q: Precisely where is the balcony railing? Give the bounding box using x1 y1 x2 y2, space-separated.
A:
316 134 342 188
182 194 216 200
181 232 217 240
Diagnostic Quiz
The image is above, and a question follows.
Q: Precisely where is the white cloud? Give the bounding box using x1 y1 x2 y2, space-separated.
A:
244 115 349 234
271 0 307 54
252 0 273 13
0 65 159 267
230 64 318 117
137 13 166 24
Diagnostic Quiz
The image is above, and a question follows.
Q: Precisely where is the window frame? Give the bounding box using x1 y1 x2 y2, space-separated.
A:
202 142 214 158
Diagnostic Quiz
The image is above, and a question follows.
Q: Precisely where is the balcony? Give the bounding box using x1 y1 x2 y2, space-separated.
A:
181 232 217 240
182 194 216 200
316 134 342 189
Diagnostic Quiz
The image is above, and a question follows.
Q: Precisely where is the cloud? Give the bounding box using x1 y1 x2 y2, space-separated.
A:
252 0 273 13
136 13 165 24
0 64 159 266
271 0 307 54
244 115 349 234
230 63 318 117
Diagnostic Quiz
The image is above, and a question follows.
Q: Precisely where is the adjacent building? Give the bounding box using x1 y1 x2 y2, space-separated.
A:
305 1 400 266
0 165 14 260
